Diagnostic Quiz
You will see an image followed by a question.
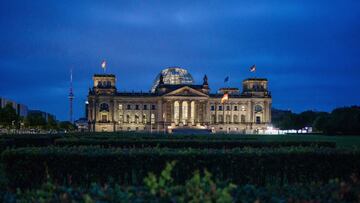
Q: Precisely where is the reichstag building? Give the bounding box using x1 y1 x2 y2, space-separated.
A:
87 67 272 133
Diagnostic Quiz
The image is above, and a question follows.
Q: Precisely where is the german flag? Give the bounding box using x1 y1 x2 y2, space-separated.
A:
221 93 229 104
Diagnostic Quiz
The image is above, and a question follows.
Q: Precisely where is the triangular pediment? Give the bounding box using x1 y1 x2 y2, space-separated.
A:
163 86 208 97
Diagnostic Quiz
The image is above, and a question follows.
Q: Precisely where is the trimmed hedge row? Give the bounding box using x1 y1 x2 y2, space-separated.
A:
54 138 337 149
0 135 63 151
65 132 260 140
2 146 359 188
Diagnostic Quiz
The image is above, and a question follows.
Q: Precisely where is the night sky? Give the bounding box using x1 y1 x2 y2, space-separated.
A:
1 1 360 121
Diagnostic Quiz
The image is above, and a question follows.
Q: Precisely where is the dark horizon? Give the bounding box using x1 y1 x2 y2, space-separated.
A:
1 1 360 121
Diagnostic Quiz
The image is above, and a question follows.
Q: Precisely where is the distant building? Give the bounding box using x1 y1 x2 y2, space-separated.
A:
87 67 272 133
0 97 28 117
75 117 89 132
28 110 56 122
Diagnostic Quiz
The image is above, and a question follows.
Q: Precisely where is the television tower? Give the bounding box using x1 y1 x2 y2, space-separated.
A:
69 69 74 123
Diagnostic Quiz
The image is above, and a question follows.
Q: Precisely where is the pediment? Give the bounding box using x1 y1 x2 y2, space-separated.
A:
163 86 208 97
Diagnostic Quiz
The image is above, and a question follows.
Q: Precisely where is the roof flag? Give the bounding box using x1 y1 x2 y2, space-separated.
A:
250 64 256 72
101 60 107 72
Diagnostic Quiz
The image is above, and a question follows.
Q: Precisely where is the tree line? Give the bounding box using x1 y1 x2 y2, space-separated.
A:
272 106 360 134
0 103 75 131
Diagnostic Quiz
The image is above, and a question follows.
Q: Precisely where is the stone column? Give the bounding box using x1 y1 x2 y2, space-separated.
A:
179 100 182 125
214 102 217 123
188 100 191 125
93 98 97 132
170 100 174 123
205 100 210 124
157 99 163 130
263 101 267 123
193 101 197 124
247 100 252 123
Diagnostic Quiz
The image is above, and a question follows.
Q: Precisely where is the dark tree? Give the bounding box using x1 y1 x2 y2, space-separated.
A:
0 103 19 128
27 113 47 129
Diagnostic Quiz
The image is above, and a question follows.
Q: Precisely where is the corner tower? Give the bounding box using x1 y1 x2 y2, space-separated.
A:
92 74 117 95
242 78 270 97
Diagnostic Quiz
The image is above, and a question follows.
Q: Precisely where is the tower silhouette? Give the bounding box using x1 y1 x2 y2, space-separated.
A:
69 69 74 123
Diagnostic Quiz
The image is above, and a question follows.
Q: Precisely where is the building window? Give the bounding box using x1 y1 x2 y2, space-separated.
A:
255 105 263 113
127 104 131 110
151 113 155 124
211 115 216 124
211 105 215 111
241 115 246 123
135 115 139 124
135 105 139 110
151 105 156 110
233 115 238 123
126 114 130 123
142 114 147 124
226 115 231 124
101 114 108 122
100 103 109 112
256 116 261 124
119 115 123 123
118 104 123 110
143 104 147 110
226 106 230 111
218 106 223 111
218 115 223 123
234 106 238 111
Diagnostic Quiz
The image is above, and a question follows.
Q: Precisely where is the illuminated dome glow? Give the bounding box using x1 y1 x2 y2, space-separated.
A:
151 67 195 93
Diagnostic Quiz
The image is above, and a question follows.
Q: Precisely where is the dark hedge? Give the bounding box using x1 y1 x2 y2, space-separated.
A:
54 138 336 149
2 146 359 189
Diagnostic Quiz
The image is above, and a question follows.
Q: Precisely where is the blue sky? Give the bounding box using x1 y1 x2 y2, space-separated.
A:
1 0 360 120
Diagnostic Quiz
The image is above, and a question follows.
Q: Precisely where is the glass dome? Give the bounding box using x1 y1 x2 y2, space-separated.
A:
151 67 195 92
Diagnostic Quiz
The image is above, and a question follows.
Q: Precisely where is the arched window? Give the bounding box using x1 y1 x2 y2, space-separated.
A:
126 114 130 123
211 115 216 124
241 115 246 123
226 115 231 124
97 81 103 87
119 114 123 123
174 101 179 124
135 114 139 124
218 115 223 123
233 115 238 123
106 81 111 87
100 103 109 112
182 101 188 124
255 105 263 113
142 114 147 124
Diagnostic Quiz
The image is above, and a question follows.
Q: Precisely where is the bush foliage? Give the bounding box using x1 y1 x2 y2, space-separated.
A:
2 162 360 203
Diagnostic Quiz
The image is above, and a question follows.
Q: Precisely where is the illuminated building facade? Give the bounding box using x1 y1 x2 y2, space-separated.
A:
87 67 272 133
